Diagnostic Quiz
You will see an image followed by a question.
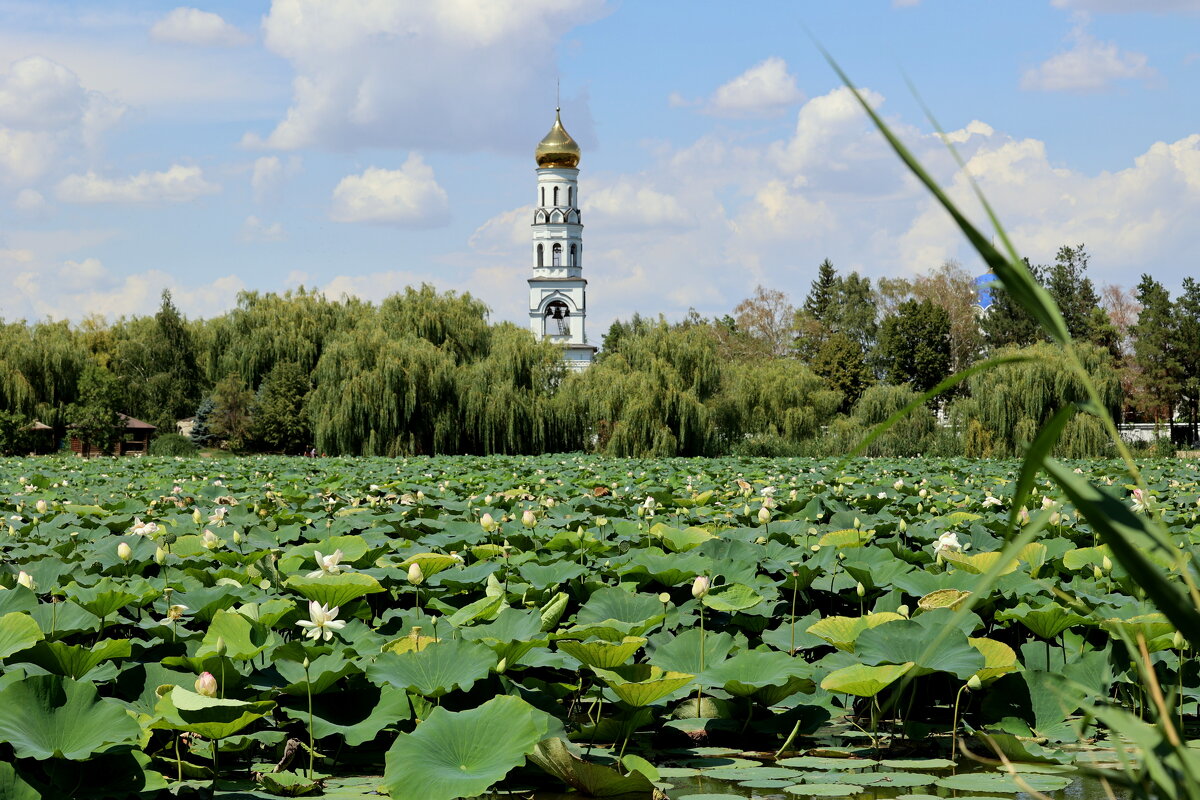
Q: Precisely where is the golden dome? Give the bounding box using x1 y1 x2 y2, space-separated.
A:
535 109 580 169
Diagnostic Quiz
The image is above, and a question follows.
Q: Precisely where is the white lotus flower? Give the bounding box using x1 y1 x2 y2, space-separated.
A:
407 562 424 585
296 601 346 642
130 517 158 536
521 509 537 528
982 495 1003 508
117 542 133 562
306 549 347 578
692 575 710 599
16 571 35 591
163 604 189 623
933 532 966 557
201 529 221 550
1131 488 1149 513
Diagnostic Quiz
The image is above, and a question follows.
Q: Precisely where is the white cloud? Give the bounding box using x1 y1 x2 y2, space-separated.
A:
588 180 693 229
0 249 244 321
247 0 607 151
1022 27 1155 92
250 155 301 203
241 215 286 242
329 155 450 227
57 164 220 204
319 270 447 303
0 56 125 185
150 7 251 47
703 57 805 118
13 188 47 213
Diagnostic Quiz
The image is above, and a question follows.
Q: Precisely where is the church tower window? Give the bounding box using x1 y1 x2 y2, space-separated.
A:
553 186 559 206
568 187 574 207
537 244 544 267
569 244 577 267
552 243 562 266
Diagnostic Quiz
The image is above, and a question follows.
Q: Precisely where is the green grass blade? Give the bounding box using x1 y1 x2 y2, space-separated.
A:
1008 404 1075 530
1044 460 1200 643
818 48 1070 346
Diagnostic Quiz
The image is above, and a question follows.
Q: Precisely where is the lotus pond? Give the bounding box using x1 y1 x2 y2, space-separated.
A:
0 454 1196 799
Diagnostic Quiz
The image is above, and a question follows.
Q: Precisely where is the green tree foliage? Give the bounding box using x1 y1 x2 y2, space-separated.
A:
1175 278 1200 443
110 291 203 430
877 299 951 393
251 362 312 454
572 320 721 457
710 359 841 450
209 374 255 452
67 364 121 456
1131 274 1182 433
732 286 796 359
803 259 838 319
811 332 872 412
953 342 1121 457
0 411 31 456
1046 244 1102 342
982 259 1044 350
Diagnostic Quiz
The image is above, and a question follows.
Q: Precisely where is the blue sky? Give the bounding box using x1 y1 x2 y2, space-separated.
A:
1 0 1198 332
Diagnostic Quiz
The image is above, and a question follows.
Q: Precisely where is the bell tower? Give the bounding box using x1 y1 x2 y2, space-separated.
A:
529 108 596 371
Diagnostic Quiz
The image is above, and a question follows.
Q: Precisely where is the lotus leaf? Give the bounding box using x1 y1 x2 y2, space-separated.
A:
806 613 903 652
382 695 556 800
63 579 139 619
153 685 275 740
284 572 384 608
857 619 985 679
283 684 411 745
557 636 645 669
701 583 764 613
941 550 1017 576
969 637 1020 682
996 602 1089 639
0 674 140 759
783 784 863 796
365 638 495 697
935 771 1072 792
820 662 914 697
701 649 814 701
0 761 39 800
20 637 131 679
399 552 462 578
817 529 873 548
917 588 972 611
528 737 658 797
0 612 43 660
650 628 735 676
255 770 324 796
577 587 664 629
197 608 270 660
592 664 694 706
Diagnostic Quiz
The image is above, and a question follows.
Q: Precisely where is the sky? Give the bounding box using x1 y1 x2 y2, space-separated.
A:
1 0 1198 334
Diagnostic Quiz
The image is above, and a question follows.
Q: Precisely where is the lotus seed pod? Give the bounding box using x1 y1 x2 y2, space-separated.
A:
967 675 982 691
408 562 424 585
897 604 910 618
161 531 177 545
117 542 133 562
658 592 671 604
810 545 820 552
16 571 34 591
692 575 710 599
195 672 218 697
522 510 537 529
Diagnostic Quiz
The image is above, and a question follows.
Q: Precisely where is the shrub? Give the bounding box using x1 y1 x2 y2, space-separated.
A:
149 433 198 457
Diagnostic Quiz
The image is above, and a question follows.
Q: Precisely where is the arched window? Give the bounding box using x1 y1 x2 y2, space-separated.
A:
553 186 560 206
540 187 545 207
569 244 577 267
552 243 562 267
568 187 574 207
544 300 571 337
537 244 544 267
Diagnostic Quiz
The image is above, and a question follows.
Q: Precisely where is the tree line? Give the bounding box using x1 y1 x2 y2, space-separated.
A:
0 245 1196 458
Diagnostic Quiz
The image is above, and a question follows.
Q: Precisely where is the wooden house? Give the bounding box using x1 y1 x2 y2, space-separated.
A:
25 420 56 455
70 414 156 457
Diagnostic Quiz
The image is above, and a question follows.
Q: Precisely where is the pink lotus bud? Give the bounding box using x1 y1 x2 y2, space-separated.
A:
195 672 217 697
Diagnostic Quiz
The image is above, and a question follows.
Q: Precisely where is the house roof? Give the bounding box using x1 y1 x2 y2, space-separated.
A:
117 413 156 430
26 420 52 431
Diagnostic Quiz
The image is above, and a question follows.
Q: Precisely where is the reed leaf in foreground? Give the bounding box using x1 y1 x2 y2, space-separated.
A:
824 49 1200 797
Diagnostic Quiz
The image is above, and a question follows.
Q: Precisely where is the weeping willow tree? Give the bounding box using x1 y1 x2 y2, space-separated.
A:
378 284 491 364
0 320 88 434
570 320 722 457
455 323 578 454
709 359 841 450
953 341 1121 457
306 317 459 456
204 288 365 390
